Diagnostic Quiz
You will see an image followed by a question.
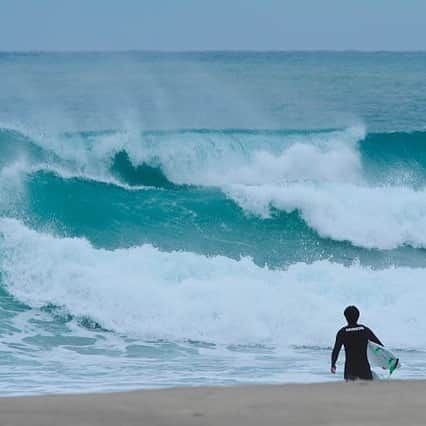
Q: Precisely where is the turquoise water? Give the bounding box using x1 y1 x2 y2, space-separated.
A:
0 52 426 395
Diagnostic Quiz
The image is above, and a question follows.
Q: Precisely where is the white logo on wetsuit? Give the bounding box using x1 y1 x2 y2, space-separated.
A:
345 326 365 332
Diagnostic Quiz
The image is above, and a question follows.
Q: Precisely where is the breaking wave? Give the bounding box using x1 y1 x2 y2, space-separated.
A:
1 218 425 349
1 125 426 251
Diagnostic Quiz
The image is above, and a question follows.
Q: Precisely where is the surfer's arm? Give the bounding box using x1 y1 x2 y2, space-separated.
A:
366 327 383 346
331 330 343 369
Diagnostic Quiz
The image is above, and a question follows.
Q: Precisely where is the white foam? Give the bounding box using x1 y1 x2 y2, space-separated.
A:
226 182 426 250
1 124 365 187
28 164 153 191
122 126 365 186
1 219 426 349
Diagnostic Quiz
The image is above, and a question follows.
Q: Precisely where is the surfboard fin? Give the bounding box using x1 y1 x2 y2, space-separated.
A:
389 358 399 375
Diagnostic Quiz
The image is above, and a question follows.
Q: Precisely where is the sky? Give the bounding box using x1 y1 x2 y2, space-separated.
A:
1 0 425 51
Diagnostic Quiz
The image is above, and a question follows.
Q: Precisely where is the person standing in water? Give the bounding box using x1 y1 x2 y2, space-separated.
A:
331 305 383 381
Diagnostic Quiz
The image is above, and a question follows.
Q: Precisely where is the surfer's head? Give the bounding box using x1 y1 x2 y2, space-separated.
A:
344 305 360 325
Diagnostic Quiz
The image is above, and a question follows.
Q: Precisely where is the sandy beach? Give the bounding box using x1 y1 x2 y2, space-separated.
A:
0 380 424 426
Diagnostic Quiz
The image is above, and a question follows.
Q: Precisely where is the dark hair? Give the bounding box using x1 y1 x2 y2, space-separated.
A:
344 305 360 324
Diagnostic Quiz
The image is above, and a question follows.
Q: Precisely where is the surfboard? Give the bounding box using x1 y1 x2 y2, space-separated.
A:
368 341 400 375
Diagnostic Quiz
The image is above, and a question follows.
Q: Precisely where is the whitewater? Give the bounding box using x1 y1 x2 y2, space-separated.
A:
0 51 425 395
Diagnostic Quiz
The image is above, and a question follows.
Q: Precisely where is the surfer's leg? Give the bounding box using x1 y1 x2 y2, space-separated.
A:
358 367 373 380
344 370 358 381
345 365 373 381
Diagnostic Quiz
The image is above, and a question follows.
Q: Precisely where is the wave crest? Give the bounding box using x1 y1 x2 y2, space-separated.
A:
2 125 426 251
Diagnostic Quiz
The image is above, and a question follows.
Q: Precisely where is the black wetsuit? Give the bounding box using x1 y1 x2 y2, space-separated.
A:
331 323 383 381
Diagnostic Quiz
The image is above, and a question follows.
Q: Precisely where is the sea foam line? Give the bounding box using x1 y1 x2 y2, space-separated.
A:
0 219 425 349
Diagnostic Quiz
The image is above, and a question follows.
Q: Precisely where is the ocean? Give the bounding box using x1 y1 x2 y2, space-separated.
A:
0 51 425 395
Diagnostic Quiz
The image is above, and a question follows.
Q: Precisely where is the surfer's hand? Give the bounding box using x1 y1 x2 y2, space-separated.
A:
330 366 336 374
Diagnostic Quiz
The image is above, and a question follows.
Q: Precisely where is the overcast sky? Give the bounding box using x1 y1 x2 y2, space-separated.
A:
1 0 425 51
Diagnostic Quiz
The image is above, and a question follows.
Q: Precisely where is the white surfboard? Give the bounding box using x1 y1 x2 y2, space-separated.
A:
368 341 400 375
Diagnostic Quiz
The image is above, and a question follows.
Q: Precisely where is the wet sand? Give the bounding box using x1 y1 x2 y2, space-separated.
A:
0 380 424 425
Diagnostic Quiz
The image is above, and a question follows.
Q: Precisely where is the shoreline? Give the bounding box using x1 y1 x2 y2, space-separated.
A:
0 380 424 425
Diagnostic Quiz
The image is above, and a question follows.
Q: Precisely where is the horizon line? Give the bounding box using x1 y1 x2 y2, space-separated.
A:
1 48 426 55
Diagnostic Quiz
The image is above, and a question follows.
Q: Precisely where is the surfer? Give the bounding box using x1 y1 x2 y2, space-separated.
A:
331 305 383 381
